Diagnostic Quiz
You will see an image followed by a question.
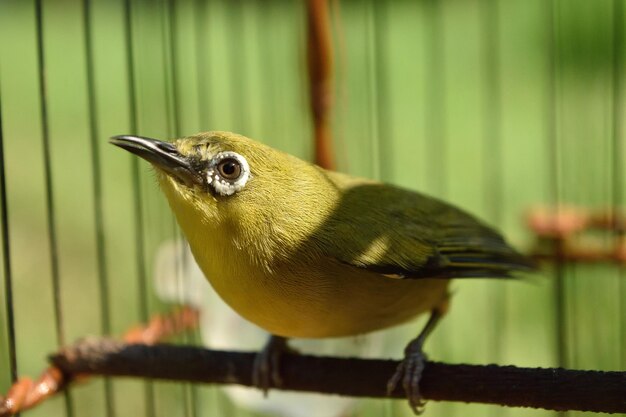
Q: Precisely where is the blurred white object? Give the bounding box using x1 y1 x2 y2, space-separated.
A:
154 239 387 417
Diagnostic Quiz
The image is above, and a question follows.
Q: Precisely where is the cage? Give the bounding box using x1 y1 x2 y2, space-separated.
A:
0 0 624 416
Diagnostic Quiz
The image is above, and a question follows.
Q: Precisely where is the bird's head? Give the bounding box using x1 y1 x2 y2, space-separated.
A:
110 131 336 265
110 131 291 222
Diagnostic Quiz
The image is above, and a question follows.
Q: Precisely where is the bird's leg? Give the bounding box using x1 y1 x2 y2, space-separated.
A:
387 308 444 414
252 334 293 396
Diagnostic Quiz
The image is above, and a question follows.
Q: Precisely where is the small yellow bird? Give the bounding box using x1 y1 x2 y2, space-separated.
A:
111 131 533 413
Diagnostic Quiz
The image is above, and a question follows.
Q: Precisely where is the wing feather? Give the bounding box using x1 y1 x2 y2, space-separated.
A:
315 173 535 280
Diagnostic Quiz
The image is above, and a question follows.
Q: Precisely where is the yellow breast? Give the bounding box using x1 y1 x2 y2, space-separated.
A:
183 221 448 338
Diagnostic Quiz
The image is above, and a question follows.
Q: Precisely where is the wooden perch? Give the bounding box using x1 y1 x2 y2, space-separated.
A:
47 338 626 414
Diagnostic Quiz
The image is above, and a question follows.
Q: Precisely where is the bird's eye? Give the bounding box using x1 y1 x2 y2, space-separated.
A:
206 151 250 196
217 158 242 180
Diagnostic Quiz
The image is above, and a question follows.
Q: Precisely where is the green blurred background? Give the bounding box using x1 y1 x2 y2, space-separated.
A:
0 0 624 416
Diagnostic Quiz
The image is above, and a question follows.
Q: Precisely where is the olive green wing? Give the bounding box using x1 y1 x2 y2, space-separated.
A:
316 177 534 280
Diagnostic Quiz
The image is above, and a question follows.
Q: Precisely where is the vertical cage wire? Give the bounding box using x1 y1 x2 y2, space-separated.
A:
123 0 157 415
612 0 625 373
82 0 115 414
34 0 75 415
0 77 17 388
545 0 568 376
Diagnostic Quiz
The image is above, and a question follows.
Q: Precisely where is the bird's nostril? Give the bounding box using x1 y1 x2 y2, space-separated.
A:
158 142 179 154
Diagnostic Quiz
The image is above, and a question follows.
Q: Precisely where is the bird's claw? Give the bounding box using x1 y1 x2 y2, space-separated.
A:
387 340 427 415
252 348 283 396
252 336 290 396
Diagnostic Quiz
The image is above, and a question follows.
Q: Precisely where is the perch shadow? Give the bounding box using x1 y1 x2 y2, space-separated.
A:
49 338 626 414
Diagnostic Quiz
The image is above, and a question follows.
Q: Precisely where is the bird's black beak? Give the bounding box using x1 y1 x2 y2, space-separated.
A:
110 135 203 187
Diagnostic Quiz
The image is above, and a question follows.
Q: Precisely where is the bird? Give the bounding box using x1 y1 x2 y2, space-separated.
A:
110 131 534 413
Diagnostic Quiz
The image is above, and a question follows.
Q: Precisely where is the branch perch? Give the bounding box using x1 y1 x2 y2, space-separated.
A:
49 338 626 414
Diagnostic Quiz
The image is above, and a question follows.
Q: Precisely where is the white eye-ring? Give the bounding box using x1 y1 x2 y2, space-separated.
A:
206 151 250 196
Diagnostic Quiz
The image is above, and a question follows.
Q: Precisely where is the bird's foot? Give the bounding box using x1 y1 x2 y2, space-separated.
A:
252 335 293 396
387 338 427 415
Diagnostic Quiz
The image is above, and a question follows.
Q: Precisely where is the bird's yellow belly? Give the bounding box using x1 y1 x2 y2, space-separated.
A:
170 195 450 338
194 249 449 338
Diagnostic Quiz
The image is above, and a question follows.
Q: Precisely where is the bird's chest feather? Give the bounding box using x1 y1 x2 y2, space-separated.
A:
184 226 448 338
